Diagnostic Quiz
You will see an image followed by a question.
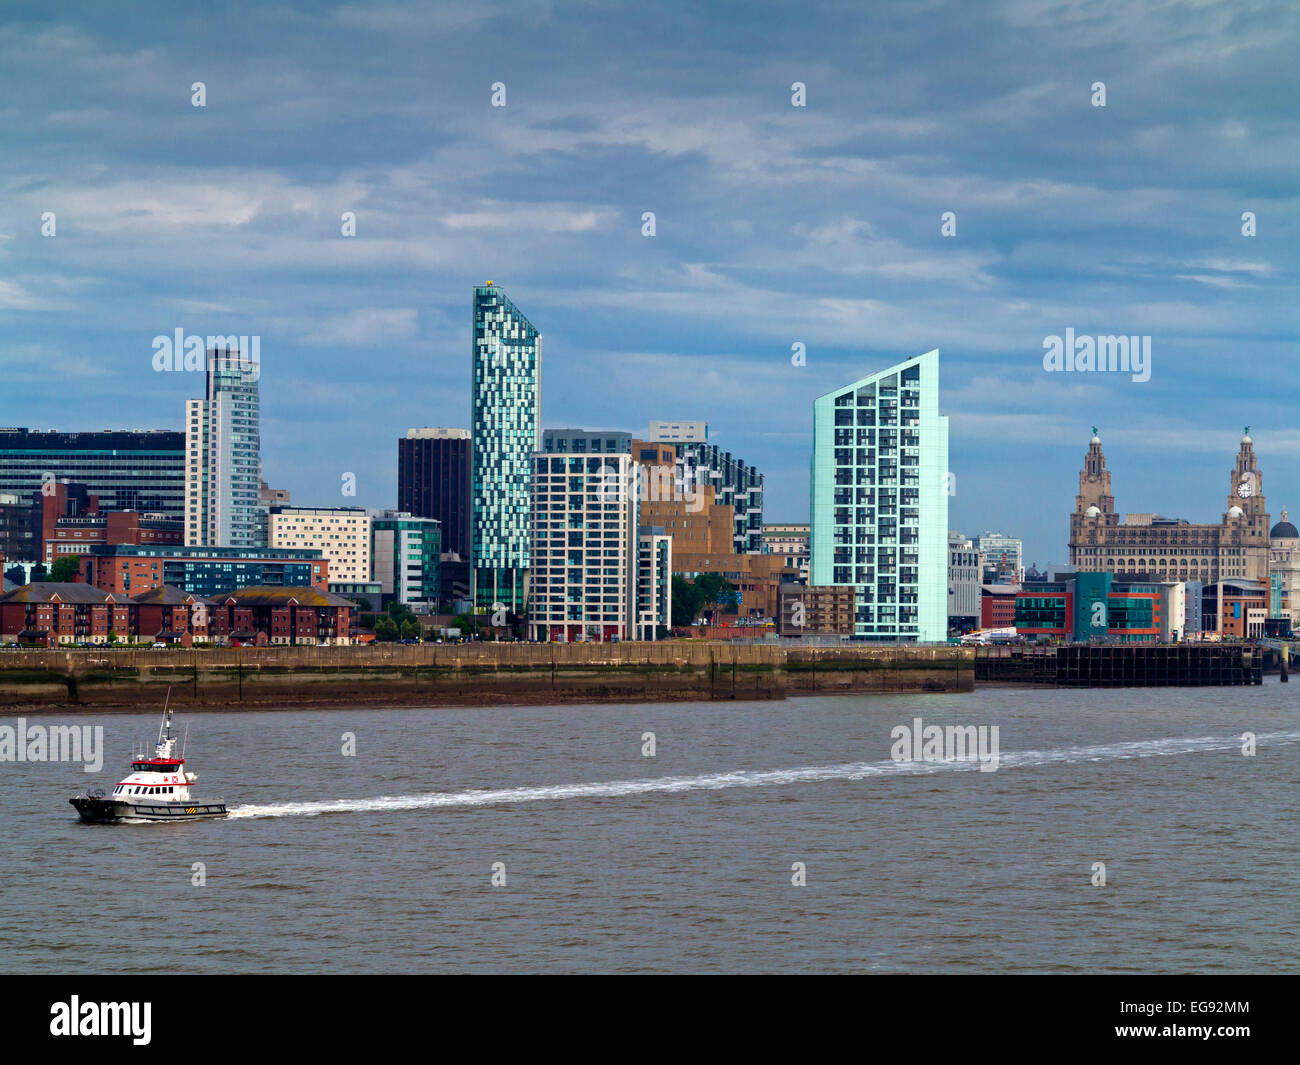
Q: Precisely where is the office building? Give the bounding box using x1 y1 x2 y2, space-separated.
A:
0 427 186 520
763 522 810 580
1014 572 1171 643
185 347 265 548
0 493 36 563
81 544 327 597
268 506 371 584
471 283 540 611
1070 428 1270 584
398 428 471 559
948 531 981 633
970 531 1023 584
371 511 441 611
810 349 949 642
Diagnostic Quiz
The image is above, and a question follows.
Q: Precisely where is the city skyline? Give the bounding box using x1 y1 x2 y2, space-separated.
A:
2 2 1297 568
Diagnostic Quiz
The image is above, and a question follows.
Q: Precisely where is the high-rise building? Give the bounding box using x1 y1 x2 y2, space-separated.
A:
185 347 264 548
810 349 949 642
671 442 763 553
948 531 981 630
528 453 639 642
970 531 1023 583
1069 428 1270 584
398 428 471 559
636 526 673 640
268 506 372 584
0 428 186 520
471 284 540 611
371 511 441 611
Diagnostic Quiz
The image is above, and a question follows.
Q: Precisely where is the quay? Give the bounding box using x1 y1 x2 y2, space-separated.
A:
975 643 1264 687
0 642 974 710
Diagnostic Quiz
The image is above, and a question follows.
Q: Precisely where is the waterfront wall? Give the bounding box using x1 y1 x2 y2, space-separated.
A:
0 642 976 710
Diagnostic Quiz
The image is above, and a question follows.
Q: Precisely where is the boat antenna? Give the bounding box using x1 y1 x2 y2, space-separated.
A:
182 722 190 760
158 686 173 744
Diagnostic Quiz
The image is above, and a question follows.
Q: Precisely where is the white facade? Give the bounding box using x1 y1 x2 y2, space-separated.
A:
637 527 673 640
268 507 372 583
647 420 707 443
406 427 471 441
1159 581 1187 641
529 454 639 642
185 349 263 548
763 522 810 579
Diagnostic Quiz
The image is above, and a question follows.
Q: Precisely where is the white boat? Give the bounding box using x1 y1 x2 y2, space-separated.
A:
70 696 226 823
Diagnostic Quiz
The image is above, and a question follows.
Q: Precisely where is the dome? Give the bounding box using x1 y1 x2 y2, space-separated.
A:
1272 507 1298 539
1085 505 1101 518
1228 505 1244 519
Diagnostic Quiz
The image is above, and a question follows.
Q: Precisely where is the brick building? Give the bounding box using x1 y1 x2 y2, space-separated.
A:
206 585 356 645
82 544 328 597
778 584 856 636
0 583 136 646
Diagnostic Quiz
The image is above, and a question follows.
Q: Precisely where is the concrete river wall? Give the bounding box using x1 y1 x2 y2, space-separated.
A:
0 642 977 711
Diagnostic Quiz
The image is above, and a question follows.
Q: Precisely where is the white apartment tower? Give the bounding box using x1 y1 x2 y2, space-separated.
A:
185 346 264 547
529 453 640 642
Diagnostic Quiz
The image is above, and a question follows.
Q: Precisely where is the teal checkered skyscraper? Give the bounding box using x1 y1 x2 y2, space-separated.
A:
810 349 949 642
471 284 541 612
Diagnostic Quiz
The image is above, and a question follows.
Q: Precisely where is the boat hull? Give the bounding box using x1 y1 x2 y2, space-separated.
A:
70 796 227 823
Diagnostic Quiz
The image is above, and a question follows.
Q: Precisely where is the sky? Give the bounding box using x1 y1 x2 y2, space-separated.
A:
1 0 1297 566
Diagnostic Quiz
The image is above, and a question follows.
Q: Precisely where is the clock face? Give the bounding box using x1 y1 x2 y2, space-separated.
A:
1237 479 1254 498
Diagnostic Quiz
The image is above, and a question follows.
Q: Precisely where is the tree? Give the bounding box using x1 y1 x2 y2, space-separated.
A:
49 555 83 583
400 619 420 641
451 613 480 639
671 576 706 628
107 630 118 645
351 596 373 613
694 573 736 622
374 617 399 641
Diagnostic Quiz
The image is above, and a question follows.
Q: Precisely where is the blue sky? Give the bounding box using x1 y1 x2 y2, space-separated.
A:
1 0 1296 565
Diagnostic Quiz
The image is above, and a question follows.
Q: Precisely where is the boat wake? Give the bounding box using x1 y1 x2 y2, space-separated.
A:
227 729 1300 820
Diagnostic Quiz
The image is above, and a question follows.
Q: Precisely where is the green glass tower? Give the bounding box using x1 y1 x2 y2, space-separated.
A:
471 283 541 612
810 349 949 642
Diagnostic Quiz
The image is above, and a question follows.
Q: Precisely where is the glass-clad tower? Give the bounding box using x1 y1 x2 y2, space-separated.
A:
471 283 541 611
810 349 948 642
185 346 264 548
